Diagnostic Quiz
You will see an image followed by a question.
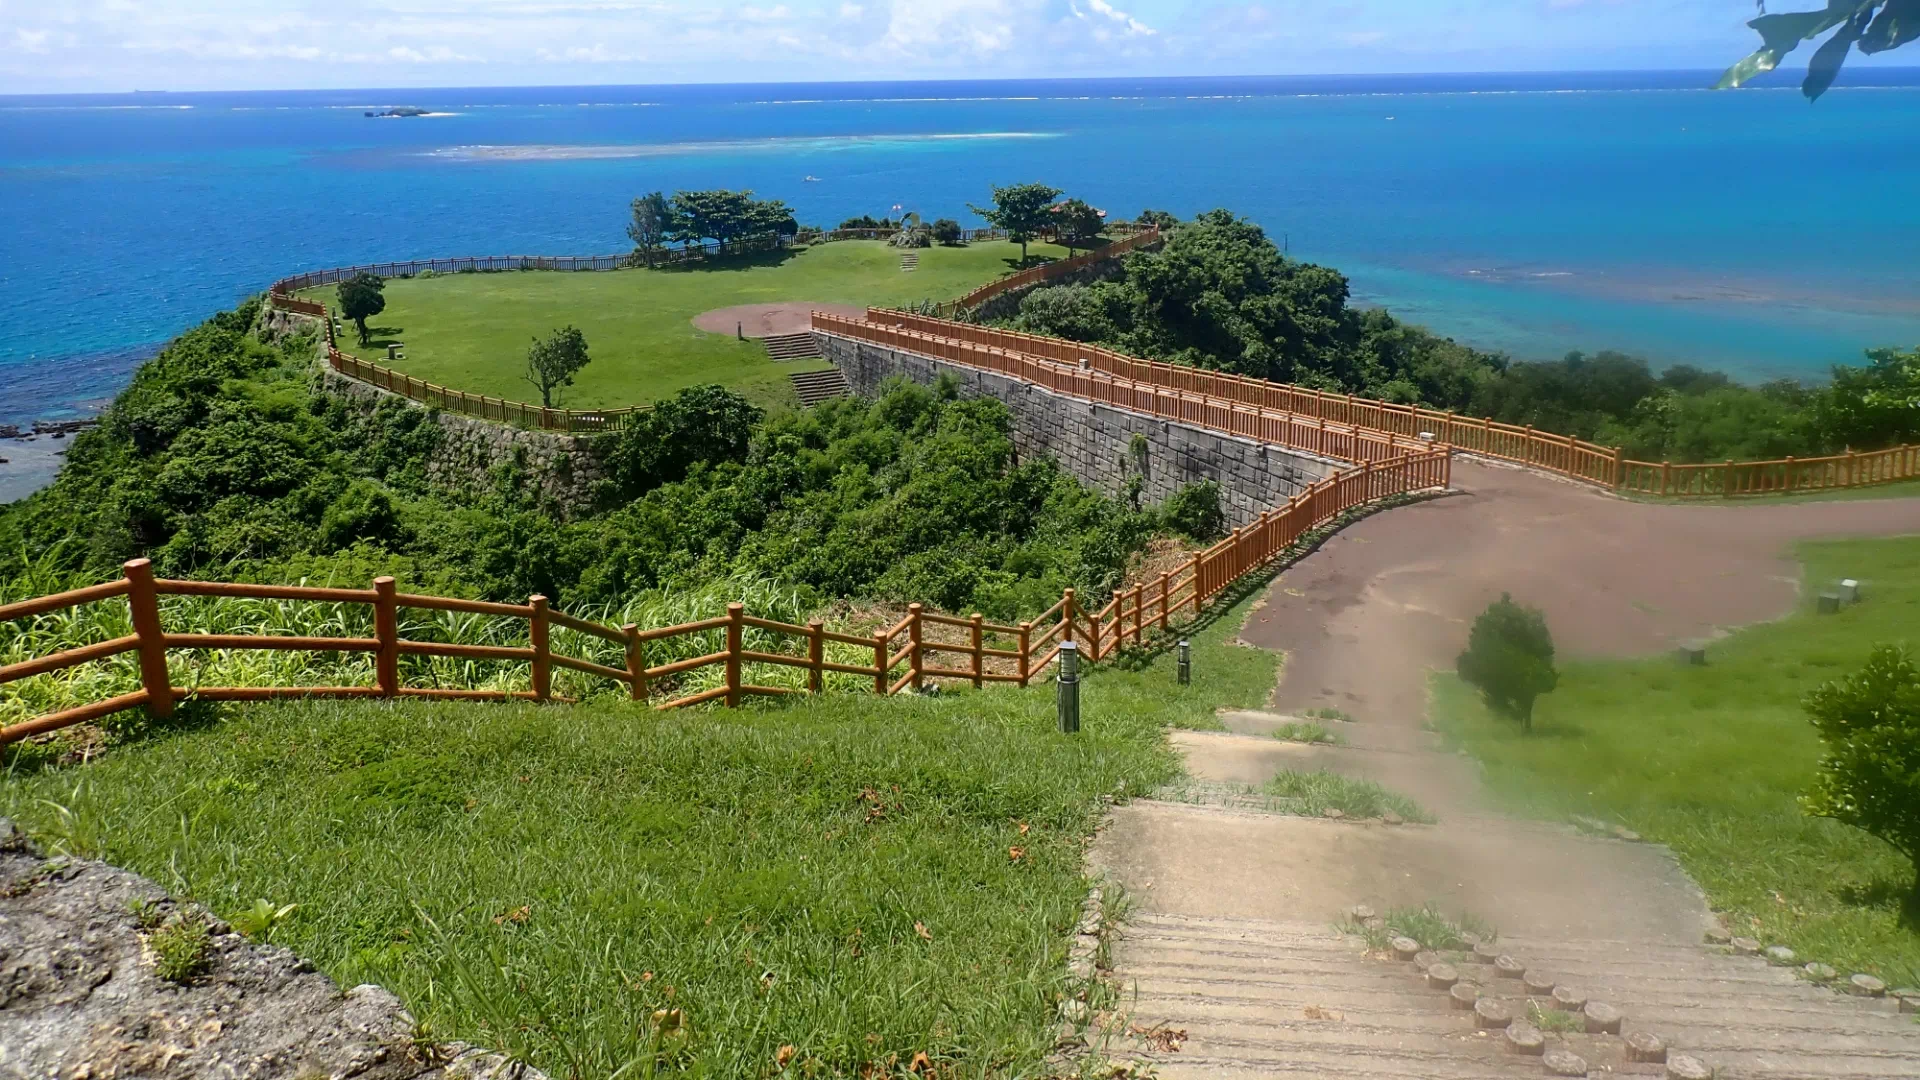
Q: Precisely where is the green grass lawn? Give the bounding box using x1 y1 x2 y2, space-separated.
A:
1 577 1277 1078
301 240 1071 412
1431 535 1920 986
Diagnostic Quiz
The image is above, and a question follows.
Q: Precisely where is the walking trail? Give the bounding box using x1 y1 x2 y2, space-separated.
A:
1089 460 1920 1079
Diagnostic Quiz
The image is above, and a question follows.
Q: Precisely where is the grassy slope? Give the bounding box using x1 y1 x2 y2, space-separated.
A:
301 240 1071 412
1 582 1278 1078
1432 535 1920 986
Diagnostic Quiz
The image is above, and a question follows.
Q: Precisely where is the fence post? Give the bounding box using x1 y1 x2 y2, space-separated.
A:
123 559 174 719
1723 460 1734 498
374 576 399 698
1661 460 1672 496
969 614 985 689
907 604 925 691
625 624 647 703
1130 583 1145 645
1062 589 1076 646
1845 449 1857 487
872 632 889 695
725 603 745 707
530 595 552 701
808 621 825 694
1785 457 1796 494
1158 572 1171 631
1017 622 1032 688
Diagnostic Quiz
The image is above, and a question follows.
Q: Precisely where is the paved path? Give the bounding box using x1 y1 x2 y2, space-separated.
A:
1089 462 1920 1077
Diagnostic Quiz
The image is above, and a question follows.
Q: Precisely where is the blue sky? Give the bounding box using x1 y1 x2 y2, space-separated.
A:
0 1 1908 94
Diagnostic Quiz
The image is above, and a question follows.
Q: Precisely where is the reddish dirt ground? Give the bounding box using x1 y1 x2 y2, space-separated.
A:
690 302 866 338
1242 458 1920 727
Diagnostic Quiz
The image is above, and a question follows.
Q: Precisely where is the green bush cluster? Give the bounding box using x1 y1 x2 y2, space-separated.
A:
1011 210 1920 464
0 306 1220 629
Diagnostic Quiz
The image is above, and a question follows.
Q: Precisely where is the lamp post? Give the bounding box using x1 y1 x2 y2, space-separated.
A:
1057 641 1081 734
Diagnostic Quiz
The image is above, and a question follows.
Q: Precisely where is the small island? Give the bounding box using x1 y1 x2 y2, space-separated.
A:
364 106 430 118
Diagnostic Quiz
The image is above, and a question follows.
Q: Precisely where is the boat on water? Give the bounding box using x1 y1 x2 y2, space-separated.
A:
803 175 822 182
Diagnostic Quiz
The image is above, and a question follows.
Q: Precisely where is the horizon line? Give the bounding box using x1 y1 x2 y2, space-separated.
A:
10 66 1920 100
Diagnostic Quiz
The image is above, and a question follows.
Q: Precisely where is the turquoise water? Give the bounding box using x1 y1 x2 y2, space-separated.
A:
4 72 1920 424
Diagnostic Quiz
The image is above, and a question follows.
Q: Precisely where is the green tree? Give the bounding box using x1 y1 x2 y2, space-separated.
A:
969 182 1063 265
1136 209 1180 230
625 191 672 268
930 218 964 246
524 326 591 408
1721 1 1920 100
1802 644 1920 915
1053 198 1106 254
1456 593 1559 730
335 273 386 347
667 190 796 255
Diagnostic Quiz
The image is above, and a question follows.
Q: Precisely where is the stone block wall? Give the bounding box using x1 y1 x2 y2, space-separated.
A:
816 334 1335 526
320 369 610 517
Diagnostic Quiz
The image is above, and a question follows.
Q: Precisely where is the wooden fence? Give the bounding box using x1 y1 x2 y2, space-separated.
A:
1 453 1447 745
864 310 1920 499
938 227 1162 316
813 312 1437 466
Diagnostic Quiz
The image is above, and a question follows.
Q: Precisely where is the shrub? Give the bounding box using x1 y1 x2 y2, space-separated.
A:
1159 481 1225 543
1456 593 1558 729
1802 645 1920 911
149 916 212 982
931 218 964 246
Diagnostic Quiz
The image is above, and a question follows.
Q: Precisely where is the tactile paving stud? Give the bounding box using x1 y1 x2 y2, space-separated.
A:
1427 963 1460 990
1665 1054 1714 1080
1475 997 1514 1029
1506 1021 1546 1056
1583 1001 1623 1035
1449 982 1482 1009
1626 1031 1668 1064
1544 1049 1589 1077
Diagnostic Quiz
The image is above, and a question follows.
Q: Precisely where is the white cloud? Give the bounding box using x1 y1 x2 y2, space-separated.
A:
12 29 52 54
1077 0 1155 37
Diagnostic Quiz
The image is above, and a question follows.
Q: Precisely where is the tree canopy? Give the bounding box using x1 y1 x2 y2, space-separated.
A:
1802 644 1920 909
336 273 386 346
524 326 591 408
663 190 797 254
1721 1 1920 100
969 182 1062 264
1052 198 1106 253
625 191 672 267
1457 594 1559 730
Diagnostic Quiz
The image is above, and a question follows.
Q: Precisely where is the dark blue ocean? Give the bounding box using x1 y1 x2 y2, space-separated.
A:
6 71 1920 428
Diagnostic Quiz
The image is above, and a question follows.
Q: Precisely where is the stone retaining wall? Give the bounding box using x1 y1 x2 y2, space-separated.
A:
816 334 1336 526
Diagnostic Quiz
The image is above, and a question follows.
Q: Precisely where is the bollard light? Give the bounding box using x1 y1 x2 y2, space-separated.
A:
1177 639 1191 686
1057 641 1081 734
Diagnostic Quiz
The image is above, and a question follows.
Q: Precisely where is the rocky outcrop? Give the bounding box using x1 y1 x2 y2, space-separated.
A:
0 819 543 1080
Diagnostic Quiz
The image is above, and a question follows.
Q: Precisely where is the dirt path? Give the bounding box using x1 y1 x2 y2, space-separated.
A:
691 302 865 338
1087 461 1920 1077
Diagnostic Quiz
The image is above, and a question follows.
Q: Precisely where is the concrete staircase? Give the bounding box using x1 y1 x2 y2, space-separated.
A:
789 368 850 408
900 251 920 272
762 332 822 361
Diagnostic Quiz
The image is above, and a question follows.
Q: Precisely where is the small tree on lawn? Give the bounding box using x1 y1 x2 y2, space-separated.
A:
931 218 964 246
626 191 672 268
524 326 591 408
1456 593 1558 730
969 182 1062 266
336 272 386 346
1802 644 1920 917
1054 198 1106 254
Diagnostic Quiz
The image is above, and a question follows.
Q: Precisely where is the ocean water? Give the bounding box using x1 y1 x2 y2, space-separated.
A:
5 71 1920 428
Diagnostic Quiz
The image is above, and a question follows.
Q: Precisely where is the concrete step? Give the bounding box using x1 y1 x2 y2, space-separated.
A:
788 368 849 407
762 332 822 361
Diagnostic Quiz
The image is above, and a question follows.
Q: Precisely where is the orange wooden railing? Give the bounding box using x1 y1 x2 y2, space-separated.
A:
863 310 1919 499
2 453 1447 744
814 312 1436 465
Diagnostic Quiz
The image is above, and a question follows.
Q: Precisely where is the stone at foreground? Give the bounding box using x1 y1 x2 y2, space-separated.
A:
0 819 542 1080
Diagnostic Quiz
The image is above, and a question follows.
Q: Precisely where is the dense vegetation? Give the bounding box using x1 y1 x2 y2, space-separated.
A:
0 301 1189 625
1008 210 1920 464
